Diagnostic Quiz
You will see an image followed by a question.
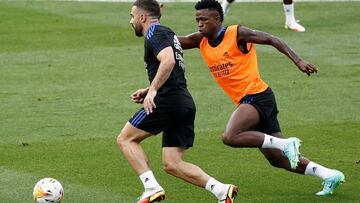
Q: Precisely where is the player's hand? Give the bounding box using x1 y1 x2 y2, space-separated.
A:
143 88 157 114
296 59 318 76
130 88 148 104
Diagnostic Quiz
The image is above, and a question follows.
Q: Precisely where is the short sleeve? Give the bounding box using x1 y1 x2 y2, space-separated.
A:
146 27 172 57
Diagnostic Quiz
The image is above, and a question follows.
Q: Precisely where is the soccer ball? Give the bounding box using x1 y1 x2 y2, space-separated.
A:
33 178 64 203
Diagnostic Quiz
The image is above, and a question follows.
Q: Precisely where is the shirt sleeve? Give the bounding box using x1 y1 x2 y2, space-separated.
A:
147 27 172 57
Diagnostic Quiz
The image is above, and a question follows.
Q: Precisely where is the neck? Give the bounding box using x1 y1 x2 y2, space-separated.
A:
142 19 160 36
209 26 224 41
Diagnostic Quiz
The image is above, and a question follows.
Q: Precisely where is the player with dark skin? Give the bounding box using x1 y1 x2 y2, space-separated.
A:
180 4 314 173
175 0 345 196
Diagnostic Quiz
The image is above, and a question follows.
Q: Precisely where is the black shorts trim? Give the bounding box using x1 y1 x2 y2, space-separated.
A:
128 106 195 148
130 109 147 128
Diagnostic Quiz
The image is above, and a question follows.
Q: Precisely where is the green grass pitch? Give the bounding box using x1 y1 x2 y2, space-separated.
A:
0 1 359 202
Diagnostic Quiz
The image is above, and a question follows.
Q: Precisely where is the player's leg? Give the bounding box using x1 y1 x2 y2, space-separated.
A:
162 107 238 202
223 104 298 151
283 0 306 32
221 0 235 16
257 98 345 195
162 147 209 187
223 103 262 147
260 132 345 195
117 122 152 175
162 147 238 202
260 132 309 172
117 108 166 203
223 104 301 169
254 105 306 172
222 90 301 169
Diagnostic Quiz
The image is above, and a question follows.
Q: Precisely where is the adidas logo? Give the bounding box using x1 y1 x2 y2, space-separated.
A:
223 51 229 57
210 184 215 190
312 167 317 173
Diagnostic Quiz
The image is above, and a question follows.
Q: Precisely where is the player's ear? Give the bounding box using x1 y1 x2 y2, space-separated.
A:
215 15 222 24
159 3 164 20
140 13 147 23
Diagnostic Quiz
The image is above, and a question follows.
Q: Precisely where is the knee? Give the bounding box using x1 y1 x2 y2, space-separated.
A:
222 126 248 147
222 133 233 146
222 131 241 147
116 131 129 150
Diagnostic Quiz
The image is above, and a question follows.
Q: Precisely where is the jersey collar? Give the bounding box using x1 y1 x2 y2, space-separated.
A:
146 22 161 39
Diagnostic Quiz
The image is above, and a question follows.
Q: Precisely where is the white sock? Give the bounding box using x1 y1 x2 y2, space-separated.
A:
139 170 161 189
221 0 231 14
205 177 228 200
305 161 337 180
283 3 296 24
261 134 289 151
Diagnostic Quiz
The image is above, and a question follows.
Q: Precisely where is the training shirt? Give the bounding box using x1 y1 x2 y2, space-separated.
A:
144 22 195 108
199 25 269 105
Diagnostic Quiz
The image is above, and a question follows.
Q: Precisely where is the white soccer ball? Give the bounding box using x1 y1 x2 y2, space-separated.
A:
33 178 64 203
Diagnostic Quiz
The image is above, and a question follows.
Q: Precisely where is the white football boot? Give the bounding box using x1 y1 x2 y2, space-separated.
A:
218 184 238 203
137 187 165 203
285 20 306 32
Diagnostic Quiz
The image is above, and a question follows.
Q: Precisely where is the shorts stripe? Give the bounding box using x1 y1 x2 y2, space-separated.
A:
131 110 147 127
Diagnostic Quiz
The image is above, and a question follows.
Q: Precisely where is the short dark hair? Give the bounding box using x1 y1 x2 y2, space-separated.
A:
133 0 161 19
195 0 224 22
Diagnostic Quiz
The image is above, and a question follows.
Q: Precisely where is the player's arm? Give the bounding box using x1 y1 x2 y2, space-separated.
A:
237 25 318 76
130 87 149 104
178 32 203 49
158 4 201 49
143 46 175 114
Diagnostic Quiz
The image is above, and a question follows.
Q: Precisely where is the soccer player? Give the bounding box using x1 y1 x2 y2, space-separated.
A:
221 0 306 32
178 0 345 196
117 0 238 202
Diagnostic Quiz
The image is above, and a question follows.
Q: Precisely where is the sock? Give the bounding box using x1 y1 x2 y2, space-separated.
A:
221 0 231 15
205 177 228 200
261 134 289 151
283 3 296 24
305 161 337 180
139 170 161 189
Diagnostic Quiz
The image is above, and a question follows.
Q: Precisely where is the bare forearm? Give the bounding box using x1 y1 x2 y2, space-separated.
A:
178 33 202 50
269 37 318 75
271 37 301 64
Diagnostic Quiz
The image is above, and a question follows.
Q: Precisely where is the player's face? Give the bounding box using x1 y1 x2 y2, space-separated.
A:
195 9 221 39
130 6 143 37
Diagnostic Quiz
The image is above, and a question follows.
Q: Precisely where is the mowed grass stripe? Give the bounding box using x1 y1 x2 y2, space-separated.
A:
0 46 146 145
1 122 359 202
0 167 136 203
0 2 132 53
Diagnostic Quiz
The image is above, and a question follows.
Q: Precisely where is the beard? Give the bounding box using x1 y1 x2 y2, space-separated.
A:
132 24 143 37
135 29 143 37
